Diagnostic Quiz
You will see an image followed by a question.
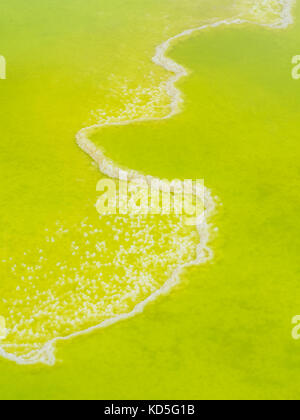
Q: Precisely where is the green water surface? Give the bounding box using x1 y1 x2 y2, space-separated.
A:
1 0 300 400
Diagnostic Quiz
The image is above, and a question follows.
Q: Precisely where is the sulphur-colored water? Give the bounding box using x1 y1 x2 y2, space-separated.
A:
1 0 300 399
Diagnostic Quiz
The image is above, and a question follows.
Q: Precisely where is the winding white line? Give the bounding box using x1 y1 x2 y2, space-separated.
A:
0 0 295 365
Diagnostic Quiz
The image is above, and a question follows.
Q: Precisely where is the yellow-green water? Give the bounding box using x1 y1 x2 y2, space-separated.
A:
0 0 300 399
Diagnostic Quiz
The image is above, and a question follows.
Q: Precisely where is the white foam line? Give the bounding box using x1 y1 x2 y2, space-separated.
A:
0 0 295 365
